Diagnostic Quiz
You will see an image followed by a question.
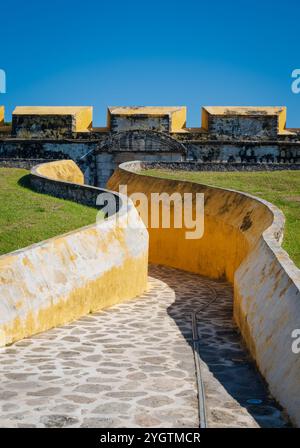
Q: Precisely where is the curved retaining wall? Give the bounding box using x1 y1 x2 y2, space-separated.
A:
0 160 148 346
108 160 300 426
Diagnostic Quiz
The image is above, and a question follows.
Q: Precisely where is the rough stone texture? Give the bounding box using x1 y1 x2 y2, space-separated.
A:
0 266 289 428
111 115 170 133
12 114 75 139
108 107 186 133
201 107 287 138
1 105 300 186
12 107 93 139
207 116 279 139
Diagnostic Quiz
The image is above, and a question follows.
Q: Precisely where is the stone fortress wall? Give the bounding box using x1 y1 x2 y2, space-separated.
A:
0 160 148 347
0 105 300 186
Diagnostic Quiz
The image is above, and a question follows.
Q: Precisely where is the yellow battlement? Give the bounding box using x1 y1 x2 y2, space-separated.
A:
108 106 186 132
4 104 295 137
13 106 93 133
202 106 287 134
0 106 4 125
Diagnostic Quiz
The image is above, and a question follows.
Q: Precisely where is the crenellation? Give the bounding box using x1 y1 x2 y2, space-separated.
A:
202 106 287 139
107 106 187 133
0 104 299 186
0 106 4 126
12 106 93 138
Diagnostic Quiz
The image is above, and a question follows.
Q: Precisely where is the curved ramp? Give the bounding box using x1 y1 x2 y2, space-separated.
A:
0 266 289 428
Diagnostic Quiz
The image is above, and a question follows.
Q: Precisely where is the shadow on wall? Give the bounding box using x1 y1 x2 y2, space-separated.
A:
149 266 290 428
107 160 300 427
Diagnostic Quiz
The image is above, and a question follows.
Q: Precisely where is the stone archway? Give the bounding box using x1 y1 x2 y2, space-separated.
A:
94 130 187 186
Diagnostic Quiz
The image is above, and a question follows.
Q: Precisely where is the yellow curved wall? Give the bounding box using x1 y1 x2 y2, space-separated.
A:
0 161 148 346
35 159 85 184
108 161 300 427
108 166 273 283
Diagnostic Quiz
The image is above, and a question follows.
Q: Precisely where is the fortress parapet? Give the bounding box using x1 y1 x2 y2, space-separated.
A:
4 105 291 138
0 106 4 126
1 104 299 187
107 106 187 133
12 106 93 138
202 106 287 138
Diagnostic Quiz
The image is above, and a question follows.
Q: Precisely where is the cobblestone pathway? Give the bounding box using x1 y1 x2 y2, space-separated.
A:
0 265 290 428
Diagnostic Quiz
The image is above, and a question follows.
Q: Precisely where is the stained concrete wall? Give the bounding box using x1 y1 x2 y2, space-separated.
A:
108 160 300 427
0 160 148 346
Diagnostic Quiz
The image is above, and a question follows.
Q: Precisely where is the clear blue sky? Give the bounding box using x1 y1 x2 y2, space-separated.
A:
1 0 300 127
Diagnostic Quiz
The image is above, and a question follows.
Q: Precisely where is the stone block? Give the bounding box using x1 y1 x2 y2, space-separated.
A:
107 106 186 133
12 106 93 138
202 106 286 138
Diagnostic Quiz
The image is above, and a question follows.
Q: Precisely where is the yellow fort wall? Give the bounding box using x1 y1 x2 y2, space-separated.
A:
0 106 4 125
0 160 148 346
13 106 93 132
108 162 273 282
108 161 300 427
4 104 295 134
107 106 187 132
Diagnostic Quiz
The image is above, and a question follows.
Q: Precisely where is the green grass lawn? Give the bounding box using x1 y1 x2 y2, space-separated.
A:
144 169 300 268
0 168 100 255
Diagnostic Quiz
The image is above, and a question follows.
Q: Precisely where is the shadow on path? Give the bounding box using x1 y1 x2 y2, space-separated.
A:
149 264 291 428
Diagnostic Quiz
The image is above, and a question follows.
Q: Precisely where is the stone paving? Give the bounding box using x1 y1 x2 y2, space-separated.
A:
0 265 290 428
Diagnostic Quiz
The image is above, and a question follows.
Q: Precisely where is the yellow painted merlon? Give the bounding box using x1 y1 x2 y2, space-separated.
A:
201 106 287 132
107 106 187 132
13 106 93 132
0 106 4 125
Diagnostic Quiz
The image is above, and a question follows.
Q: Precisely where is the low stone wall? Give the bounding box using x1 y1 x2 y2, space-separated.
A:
0 160 148 347
108 160 300 427
138 161 300 172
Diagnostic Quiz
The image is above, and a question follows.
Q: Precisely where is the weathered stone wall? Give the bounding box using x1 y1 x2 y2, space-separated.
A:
1 137 300 187
0 105 299 186
108 160 300 427
201 106 286 139
12 107 93 138
110 115 170 133
12 114 74 139
207 116 279 138
107 106 187 133
0 160 148 347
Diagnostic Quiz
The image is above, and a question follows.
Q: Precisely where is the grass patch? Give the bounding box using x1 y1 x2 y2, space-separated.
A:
0 168 101 255
143 169 300 268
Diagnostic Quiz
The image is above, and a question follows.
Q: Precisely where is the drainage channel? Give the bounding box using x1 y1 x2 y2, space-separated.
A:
182 266 291 429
